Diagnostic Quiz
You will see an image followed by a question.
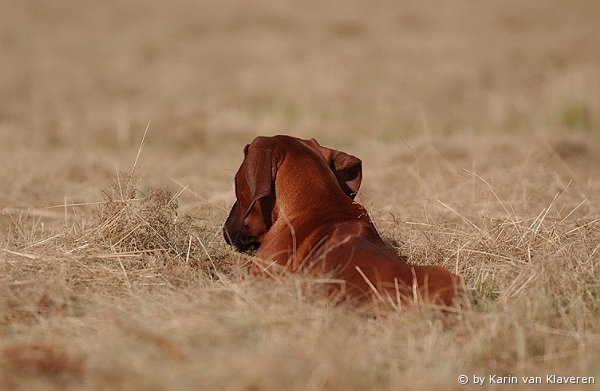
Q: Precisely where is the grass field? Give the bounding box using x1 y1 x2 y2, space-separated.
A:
1 0 600 390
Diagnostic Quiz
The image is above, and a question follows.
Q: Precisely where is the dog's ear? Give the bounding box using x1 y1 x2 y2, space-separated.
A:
328 150 362 199
243 142 275 205
312 139 362 199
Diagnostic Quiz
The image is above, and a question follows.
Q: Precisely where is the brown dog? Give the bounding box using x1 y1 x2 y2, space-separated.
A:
224 135 461 307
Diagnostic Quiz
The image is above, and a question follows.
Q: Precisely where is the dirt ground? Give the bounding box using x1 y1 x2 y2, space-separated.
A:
1 1 600 390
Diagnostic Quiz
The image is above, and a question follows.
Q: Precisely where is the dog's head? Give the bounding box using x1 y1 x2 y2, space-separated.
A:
223 135 362 252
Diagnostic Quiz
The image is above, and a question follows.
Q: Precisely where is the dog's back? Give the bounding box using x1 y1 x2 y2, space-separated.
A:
289 213 461 306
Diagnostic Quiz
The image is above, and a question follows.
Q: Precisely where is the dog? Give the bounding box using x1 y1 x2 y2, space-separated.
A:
224 135 461 307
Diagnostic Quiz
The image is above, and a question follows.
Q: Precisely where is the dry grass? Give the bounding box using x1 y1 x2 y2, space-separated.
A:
1 0 600 390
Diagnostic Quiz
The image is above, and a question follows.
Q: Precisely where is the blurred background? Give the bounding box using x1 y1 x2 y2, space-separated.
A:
1 0 599 210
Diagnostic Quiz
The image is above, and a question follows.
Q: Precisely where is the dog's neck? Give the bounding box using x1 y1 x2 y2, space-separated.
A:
273 152 361 222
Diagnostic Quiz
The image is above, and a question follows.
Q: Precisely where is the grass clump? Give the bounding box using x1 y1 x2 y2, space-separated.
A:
90 173 193 256
67 172 241 290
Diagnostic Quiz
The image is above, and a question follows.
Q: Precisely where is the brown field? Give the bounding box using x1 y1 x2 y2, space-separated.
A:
1 0 600 390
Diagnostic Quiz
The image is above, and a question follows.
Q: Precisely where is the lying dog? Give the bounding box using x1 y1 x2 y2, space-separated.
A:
224 135 461 307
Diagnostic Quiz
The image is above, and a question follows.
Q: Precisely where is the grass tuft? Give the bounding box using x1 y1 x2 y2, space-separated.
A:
89 173 192 256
